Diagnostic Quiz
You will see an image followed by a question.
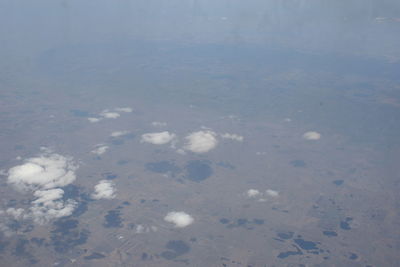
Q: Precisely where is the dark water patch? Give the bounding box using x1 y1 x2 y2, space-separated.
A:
277 232 294 240
14 238 38 264
161 240 190 260
103 210 123 228
323 231 338 237
14 145 24 150
102 172 118 180
6 219 34 233
51 218 89 253
293 239 319 250
122 201 130 206
52 219 79 235
84 252 106 260
51 229 90 253
333 180 344 186
340 217 353 230
31 238 45 247
184 160 213 182
6 199 17 207
0 240 9 253
217 162 235 169
237 218 248 226
141 252 148 260
349 253 358 260
277 245 302 259
7 219 22 232
117 159 130 165
290 160 306 167
161 251 177 260
145 161 181 175
70 109 90 118
62 184 80 199
253 219 264 225
14 239 29 256
62 185 90 217
111 139 124 145
140 199 146 203
219 218 230 224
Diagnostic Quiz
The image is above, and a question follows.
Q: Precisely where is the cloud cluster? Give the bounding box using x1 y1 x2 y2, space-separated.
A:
88 107 133 123
30 189 77 224
110 130 130 137
91 180 116 200
141 131 176 145
7 153 77 192
265 189 279 197
246 188 279 201
247 189 261 198
91 144 109 155
303 131 321 140
184 130 218 153
5 151 79 224
135 224 158 234
221 133 244 142
164 211 194 228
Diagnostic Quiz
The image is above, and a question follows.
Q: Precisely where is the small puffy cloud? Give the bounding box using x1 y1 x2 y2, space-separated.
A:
135 224 158 234
111 130 130 137
221 133 244 142
88 117 101 123
115 107 133 113
303 131 321 140
151 121 167 127
100 110 120 119
184 130 218 153
7 153 77 192
88 107 131 123
265 189 279 197
91 144 109 155
141 131 176 145
164 211 194 228
247 189 261 198
91 180 116 200
30 188 77 224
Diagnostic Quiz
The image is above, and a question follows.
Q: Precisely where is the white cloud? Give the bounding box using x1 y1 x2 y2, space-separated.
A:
164 211 194 228
221 133 244 142
303 131 321 140
265 189 279 197
88 107 132 123
115 107 133 113
141 131 176 145
247 189 261 198
6 208 25 220
29 188 77 224
184 130 218 153
88 117 101 123
91 144 109 155
5 152 79 225
91 180 116 200
100 110 120 119
151 121 167 127
7 153 77 192
110 130 130 137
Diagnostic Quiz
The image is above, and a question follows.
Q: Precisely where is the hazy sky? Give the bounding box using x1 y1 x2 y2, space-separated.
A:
1 0 400 63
